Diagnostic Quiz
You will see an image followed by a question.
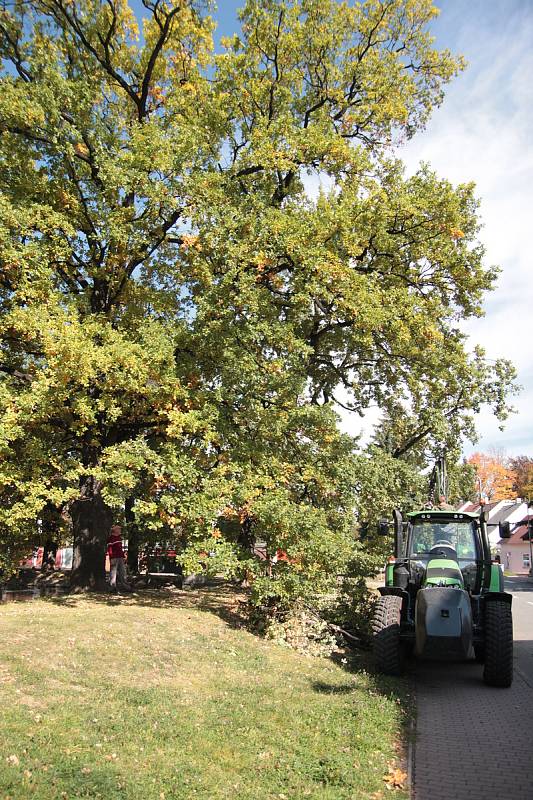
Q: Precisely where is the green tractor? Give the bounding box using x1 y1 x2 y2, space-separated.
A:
372 507 513 686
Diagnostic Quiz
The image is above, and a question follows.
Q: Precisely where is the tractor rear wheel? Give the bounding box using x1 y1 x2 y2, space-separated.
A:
372 595 404 675
483 601 513 687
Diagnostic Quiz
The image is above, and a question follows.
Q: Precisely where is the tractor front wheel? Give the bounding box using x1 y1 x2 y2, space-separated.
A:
483 601 513 687
372 595 404 675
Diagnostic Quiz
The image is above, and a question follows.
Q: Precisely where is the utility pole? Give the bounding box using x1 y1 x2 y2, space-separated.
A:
528 518 533 577
527 500 533 577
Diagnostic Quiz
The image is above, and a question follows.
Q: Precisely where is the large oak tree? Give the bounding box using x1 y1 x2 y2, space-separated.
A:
0 0 515 593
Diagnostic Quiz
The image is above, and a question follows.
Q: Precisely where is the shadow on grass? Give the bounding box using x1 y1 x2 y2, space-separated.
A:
311 680 356 695
40 581 411 712
40 582 249 630
38 579 413 782
314 648 412 698
42 582 411 700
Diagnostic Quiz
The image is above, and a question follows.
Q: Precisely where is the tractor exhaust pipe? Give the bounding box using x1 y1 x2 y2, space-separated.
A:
393 508 403 558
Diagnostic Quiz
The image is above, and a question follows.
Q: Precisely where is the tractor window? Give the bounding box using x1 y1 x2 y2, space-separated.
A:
409 520 478 561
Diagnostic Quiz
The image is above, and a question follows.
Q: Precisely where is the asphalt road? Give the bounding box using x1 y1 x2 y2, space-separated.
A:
412 574 533 800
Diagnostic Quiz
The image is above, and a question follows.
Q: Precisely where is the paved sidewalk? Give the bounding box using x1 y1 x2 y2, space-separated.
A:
412 659 533 800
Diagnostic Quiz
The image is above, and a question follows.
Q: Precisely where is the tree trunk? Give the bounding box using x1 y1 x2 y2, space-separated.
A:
70 478 113 591
40 502 61 570
125 496 139 573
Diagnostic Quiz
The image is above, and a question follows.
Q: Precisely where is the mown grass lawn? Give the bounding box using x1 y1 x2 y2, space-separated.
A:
0 587 409 800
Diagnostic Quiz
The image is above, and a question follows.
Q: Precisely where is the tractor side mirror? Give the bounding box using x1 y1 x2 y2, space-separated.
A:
377 519 390 536
499 521 511 539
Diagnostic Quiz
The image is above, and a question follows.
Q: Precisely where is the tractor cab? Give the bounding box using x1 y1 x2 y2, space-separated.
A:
406 511 482 592
384 510 488 595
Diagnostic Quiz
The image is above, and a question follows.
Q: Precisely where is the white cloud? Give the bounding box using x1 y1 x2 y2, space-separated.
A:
336 2 533 455
396 1 533 456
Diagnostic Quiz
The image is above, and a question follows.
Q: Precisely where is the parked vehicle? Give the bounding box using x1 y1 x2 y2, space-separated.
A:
373 508 513 687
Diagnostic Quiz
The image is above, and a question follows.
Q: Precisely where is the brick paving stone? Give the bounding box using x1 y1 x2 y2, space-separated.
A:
412 658 533 800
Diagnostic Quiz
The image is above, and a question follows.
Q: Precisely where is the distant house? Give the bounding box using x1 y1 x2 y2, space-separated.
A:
457 499 529 549
20 545 73 571
498 515 533 575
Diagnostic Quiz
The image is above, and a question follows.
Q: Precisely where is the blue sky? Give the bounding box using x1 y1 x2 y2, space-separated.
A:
399 0 533 457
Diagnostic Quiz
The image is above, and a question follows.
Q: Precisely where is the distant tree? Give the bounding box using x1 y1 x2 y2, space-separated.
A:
467 451 515 502
447 460 477 505
509 456 533 501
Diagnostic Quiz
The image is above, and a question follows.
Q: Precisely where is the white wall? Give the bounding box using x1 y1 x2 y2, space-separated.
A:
502 545 531 575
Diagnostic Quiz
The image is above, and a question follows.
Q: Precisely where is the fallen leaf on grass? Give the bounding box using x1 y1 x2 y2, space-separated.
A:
383 768 407 789
6 755 19 766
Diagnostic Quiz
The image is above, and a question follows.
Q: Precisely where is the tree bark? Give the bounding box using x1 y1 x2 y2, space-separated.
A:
125 496 139 573
40 502 61 570
70 477 113 591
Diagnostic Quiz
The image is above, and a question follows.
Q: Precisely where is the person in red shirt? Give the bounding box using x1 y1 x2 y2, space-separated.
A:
107 525 131 593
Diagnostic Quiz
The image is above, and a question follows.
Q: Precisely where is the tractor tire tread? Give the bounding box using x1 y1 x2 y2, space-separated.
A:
372 595 403 675
483 600 513 687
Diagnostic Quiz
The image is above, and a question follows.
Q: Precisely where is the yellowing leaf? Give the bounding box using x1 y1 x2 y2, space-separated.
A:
383 768 408 789
74 142 89 158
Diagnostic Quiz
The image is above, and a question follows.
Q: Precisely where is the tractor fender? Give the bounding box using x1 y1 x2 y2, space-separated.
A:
378 586 408 614
378 587 408 599
482 591 513 606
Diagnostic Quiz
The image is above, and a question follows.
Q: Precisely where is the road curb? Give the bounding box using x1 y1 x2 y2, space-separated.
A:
406 675 417 798
407 717 416 798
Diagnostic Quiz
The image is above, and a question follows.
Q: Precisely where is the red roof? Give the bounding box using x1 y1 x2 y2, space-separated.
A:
462 501 501 514
502 515 533 545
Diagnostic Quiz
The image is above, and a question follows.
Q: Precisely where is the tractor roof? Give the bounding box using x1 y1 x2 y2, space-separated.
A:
407 509 479 520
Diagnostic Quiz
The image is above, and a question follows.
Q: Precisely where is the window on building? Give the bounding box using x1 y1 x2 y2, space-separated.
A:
523 553 531 568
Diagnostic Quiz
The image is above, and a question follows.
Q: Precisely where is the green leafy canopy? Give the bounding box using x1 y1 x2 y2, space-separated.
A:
0 0 517 594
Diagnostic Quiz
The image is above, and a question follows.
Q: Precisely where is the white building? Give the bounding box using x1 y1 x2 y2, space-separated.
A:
457 499 529 549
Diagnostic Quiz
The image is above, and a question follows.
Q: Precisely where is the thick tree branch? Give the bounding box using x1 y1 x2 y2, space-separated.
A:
42 0 141 111
392 392 466 458
138 6 181 120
